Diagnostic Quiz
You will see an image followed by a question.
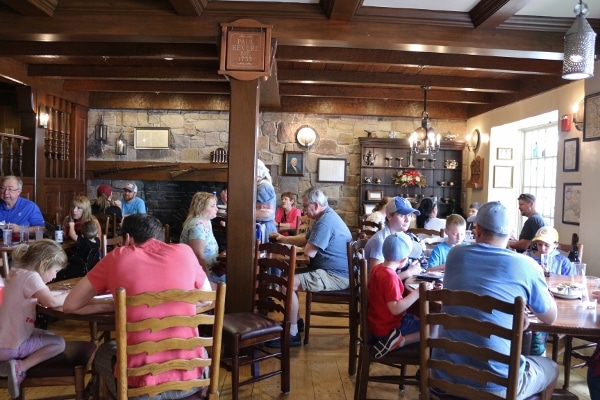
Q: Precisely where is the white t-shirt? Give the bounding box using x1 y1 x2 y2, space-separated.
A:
424 217 446 231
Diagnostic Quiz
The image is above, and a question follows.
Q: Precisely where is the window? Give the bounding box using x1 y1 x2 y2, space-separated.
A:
521 124 558 227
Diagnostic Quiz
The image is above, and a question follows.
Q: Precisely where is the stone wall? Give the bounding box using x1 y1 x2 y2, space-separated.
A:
87 110 468 229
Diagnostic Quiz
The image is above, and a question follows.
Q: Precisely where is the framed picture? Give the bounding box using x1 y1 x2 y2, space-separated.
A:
134 127 170 149
563 138 579 172
562 183 581 225
366 190 383 201
283 151 304 176
317 158 347 183
584 92 600 142
493 166 513 188
496 148 513 160
363 204 376 215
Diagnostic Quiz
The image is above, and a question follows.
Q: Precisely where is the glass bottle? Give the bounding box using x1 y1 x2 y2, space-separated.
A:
55 225 63 243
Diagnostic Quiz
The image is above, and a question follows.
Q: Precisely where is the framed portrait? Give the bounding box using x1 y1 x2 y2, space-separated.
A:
317 158 347 183
134 127 170 149
283 151 304 176
493 166 513 188
366 190 383 201
584 92 600 142
496 148 513 160
563 138 579 172
562 183 581 225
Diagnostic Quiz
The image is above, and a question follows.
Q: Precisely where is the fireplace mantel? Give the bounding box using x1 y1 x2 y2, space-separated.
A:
85 161 228 182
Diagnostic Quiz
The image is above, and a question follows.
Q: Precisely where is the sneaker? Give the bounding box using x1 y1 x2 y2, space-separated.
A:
372 329 404 359
265 333 302 348
297 318 304 333
8 359 25 399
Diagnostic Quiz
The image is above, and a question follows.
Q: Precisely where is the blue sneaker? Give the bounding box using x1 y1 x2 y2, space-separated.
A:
265 333 302 348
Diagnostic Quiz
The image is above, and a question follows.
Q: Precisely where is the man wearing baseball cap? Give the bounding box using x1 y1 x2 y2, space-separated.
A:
509 193 547 252
436 201 558 397
116 182 146 218
363 196 426 280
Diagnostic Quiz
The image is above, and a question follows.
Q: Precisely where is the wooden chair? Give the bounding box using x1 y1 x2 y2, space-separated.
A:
294 215 312 236
347 239 367 375
221 241 297 400
354 259 421 399
358 217 383 239
113 284 225 400
407 227 444 237
0 341 97 400
163 223 170 243
418 283 551 400
102 234 123 256
93 214 111 238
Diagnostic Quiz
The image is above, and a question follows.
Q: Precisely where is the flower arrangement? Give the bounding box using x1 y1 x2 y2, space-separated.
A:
393 169 427 187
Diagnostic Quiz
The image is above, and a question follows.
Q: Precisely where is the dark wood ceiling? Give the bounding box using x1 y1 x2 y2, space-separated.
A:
0 0 597 120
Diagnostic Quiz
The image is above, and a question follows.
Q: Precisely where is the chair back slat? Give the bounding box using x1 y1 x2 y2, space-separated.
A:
419 283 526 400
115 283 225 400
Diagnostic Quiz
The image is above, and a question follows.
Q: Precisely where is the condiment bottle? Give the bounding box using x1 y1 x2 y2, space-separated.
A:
55 225 63 243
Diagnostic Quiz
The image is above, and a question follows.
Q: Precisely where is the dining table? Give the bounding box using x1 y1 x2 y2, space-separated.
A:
1 238 77 278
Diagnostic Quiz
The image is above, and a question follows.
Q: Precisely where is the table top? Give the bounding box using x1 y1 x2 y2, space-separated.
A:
528 274 600 337
218 248 309 266
1 239 76 252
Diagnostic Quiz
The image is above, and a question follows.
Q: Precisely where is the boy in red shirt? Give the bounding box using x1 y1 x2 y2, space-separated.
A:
369 232 431 358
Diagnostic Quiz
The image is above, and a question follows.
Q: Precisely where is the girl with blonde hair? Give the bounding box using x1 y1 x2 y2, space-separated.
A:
0 240 68 398
62 195 102 242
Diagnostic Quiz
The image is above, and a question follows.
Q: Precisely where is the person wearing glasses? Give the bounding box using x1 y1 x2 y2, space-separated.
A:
508 193 547 253
115 182 146 218
0 175 44 234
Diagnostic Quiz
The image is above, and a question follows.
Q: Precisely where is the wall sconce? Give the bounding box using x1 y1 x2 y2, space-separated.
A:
465 129 481 153
94 115 108 143
115 132 127 155
38 105 49 128
296 125 318 148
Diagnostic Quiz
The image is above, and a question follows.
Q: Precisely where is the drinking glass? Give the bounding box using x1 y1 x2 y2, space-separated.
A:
20 223 29 243
540 254 549 276
35 226 44 241
2 228 12 247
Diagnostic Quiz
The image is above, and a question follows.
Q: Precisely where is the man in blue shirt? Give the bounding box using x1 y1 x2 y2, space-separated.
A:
0 176 44 234
116 182 146 217
269 187 352 347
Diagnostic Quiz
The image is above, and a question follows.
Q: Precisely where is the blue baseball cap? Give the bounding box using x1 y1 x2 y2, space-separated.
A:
385 196 420 216
476 201 510 235
383 232 413 262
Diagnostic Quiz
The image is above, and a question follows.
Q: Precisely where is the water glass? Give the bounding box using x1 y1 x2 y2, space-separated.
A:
2 228 12 246
20 223 29 243
35 226 44 241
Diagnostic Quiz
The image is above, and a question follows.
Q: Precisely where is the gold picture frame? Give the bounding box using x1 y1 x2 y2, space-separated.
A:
134 127 170 149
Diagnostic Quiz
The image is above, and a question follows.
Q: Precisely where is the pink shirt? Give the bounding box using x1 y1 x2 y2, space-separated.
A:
86 238 208 388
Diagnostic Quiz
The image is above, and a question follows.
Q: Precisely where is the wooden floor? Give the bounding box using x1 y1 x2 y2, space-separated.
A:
1 301 594 400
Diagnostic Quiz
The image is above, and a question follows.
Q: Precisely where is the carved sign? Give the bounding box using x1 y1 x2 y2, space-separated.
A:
218 19 273 81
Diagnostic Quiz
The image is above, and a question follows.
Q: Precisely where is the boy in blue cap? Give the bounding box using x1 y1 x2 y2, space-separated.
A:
368 232 432 358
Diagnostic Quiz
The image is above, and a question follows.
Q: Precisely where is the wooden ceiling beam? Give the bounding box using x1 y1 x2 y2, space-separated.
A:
276 46 560 75
278 70 519 93
0 14 565 59
0 0 57 17
29 65 225 81
0 41 218 59
321 0 362 22
168 0 208 16
63 79 230 93
470 0 533 29
279 84 491 104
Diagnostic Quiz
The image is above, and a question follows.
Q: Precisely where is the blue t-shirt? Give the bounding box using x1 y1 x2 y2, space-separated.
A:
121 196 146 215
0 197 44 226
306 207 352 278
427 241 468 268
433 243 554 392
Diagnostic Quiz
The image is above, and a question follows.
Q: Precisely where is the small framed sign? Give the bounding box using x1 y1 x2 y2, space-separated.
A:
493 166 513 188
134 127 170 149
563 138 579 172
366 190 383 201
496 148 513 160
317 158 346 183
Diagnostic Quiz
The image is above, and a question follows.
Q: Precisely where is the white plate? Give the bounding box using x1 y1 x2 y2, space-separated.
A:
551 288 581 300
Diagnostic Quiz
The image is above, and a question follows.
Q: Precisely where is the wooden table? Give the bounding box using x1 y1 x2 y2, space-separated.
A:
528 274 600 337
218 249 310 266
2 239 77 278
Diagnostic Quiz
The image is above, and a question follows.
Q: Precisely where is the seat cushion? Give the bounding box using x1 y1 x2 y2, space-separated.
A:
26 341 97 378
223 312 283 341
374 342 421 364
310 289 350 297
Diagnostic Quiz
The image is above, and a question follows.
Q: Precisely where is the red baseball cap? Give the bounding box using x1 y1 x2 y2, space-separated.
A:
97 184 112 198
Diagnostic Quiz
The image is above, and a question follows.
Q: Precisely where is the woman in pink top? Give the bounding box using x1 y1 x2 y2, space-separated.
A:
274 192 302 236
